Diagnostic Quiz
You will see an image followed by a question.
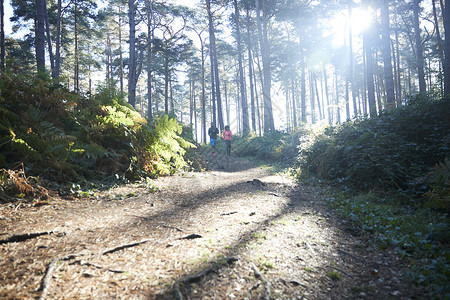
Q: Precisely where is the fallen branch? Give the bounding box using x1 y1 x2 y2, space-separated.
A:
251 263 271 300
39 253 80 300
38 257 59 300
102 239 153 255
220 211 237 216
69 260 125 273
184 268 216 284
173 282 183 300
0 231 54 245
179 234 202 240
163 225 183 232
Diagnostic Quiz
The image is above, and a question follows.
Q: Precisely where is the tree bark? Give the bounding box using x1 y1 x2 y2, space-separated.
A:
146 0 153 120
44 1 55 78
381 0 396 108
364 28 377 117
234 0 249 135
413 0 427 93
0 0 5 71
245 2 256 132
54 0 61 79
128 0 137 107
256 0 274 132
74 0 79 91
36 0 46 74
348 0 357 118
443 0 450 95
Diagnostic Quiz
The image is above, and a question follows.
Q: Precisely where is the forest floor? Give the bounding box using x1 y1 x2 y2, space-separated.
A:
0 149 427 299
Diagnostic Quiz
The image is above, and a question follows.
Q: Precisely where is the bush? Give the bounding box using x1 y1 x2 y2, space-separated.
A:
296 97 450 194
0 74 194 186
233 128 307 165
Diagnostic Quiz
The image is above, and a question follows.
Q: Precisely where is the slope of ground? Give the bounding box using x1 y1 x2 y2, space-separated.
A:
0 150 425 299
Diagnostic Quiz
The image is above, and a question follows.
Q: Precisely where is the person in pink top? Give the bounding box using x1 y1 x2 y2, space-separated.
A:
222 125 232 156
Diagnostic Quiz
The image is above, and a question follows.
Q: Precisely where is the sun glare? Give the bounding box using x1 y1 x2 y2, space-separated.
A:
350 7 374 34
328 6 374 48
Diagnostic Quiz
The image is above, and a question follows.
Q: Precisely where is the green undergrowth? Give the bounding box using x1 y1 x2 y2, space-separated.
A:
325 190 449 297
231 129 307 167
291 96 449 297
0 74 194 201
295 97 449 210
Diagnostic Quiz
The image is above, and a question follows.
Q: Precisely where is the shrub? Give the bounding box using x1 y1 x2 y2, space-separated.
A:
296 97 450 193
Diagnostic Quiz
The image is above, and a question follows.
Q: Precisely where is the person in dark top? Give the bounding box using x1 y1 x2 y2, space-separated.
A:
208 122 219 155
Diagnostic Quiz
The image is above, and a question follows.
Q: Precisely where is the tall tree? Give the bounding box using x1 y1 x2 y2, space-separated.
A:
255 0 274 132
245 1 256 132
413 0 426 93
381 0 396 108
0 0 4 71
364 26 377 117
233 0 249 135
443 0 450 95
128 0 137 107
146 0 153 120
35 0 46 74
206 0 224 130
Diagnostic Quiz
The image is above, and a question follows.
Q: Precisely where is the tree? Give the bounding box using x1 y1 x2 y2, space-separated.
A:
128 0 138 107
1 0 5 70
364 26 377 117
443 0 450 95
255 0 274 132
245 0 256 132
413 0 426 93
206 0 224 131
380 0 396 108
233 0 249 135
35 0 46 74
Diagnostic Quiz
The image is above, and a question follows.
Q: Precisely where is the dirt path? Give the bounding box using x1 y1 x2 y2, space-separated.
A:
0 152 422 299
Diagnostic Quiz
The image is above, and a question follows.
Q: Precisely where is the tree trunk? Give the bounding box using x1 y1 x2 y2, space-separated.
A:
300 51 306 123
201 38 207 143
74 0 79 91
0 0 5 71
36 0 46 74
310 72 316 124
245 2 256 132
128 0 137 107
119 5 124 96
413 0 427 93
364 28 377 117
44 1 55 78
432 0 444 96
394 13 402 104
348 0 358 118
256 0 274 132
164 47 169 114
323 65 332 124
206 0 224 130
54 0 61 79
146 0 153 120
291 76 297 128
443 0 450 95
381 0 396 108
234 0 249 135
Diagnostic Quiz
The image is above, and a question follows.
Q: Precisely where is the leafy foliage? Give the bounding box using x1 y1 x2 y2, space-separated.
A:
0 74 194 188
296 97 450 196
292 97 450 296
232 129 308 165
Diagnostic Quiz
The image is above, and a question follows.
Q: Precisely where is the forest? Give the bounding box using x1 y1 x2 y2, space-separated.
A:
0 0 449 299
